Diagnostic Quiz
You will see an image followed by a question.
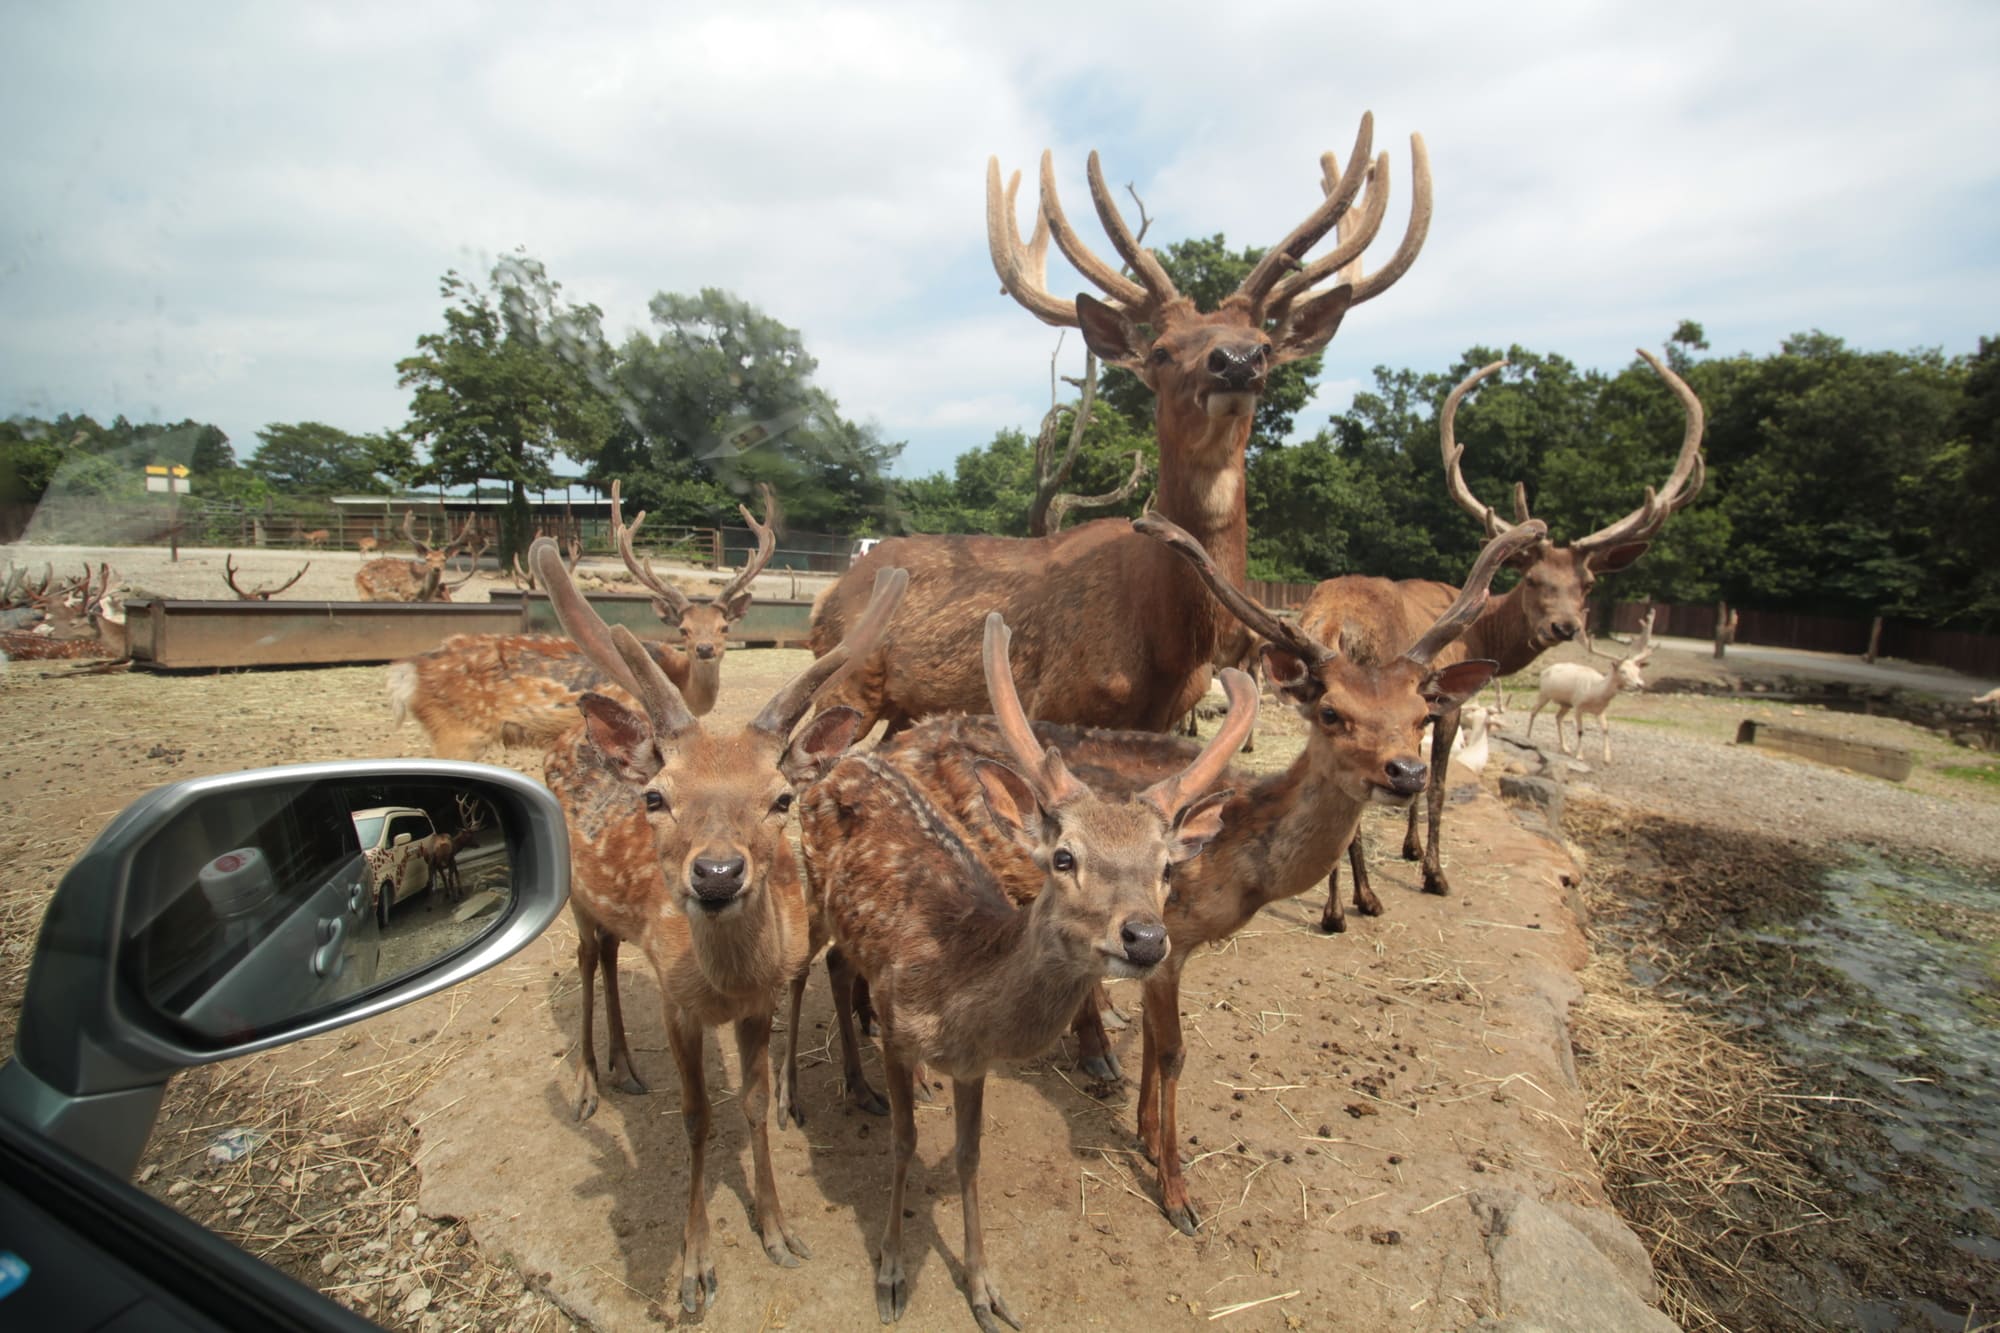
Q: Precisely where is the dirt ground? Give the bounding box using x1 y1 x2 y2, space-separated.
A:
4 543 1998 1330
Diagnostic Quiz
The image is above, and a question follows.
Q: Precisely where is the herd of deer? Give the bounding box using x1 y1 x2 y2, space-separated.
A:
0 561 129 663
377 114 1709 1328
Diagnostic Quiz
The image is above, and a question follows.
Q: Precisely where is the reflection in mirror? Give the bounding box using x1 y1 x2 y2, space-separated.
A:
123 777 517 1046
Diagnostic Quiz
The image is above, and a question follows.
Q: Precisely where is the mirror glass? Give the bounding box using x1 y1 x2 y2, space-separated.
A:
120 776 517 1045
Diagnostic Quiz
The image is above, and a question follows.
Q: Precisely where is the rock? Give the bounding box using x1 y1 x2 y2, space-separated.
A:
1500 775 1565 824
1469 1190 1678 1333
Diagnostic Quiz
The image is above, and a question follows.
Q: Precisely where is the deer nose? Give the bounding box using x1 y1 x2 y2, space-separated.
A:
688 855 746 902
1206 347 1264 390
694 643 718 661
1385 759 1428 795
1120 917 1169 968
1549 620 1580 642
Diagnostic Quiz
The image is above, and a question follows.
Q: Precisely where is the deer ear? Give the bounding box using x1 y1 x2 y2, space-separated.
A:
1168 789 1233 865
1422 660 1498 711
721 588 755 622
577 692 663 784
651 597 687 628
1586 542 1649 575
1076 293 1147 371
972 759 1045 849
1261 645 1321 705
1271 283 1354 365
780 706 865 785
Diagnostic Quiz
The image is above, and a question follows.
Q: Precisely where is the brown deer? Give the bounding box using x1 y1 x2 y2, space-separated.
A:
800 612 1255 1329
384 484 778 760
222 554 311 600
299 527 331 550
353 510 482 601
537 537 907 1318
356 531 381 558
808 113 1430 739
416 794 488 904
1314 348 1705 925
0 564 129 663
847 515 1533 1235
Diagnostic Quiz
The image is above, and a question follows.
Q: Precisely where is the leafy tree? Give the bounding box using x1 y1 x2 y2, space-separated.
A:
398 250 618 561
249 421 410 495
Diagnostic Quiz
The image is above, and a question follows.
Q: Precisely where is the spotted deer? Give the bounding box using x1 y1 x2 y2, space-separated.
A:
0 563 129 663
801 612 1254 1329
809 113 1430 739
384 485 777 760
537 537 906 1318
1315 348 1704 924
845 515 1534 1237
353 510 482 602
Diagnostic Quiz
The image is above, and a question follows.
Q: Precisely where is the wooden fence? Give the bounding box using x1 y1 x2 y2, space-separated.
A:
1606 601 2000 678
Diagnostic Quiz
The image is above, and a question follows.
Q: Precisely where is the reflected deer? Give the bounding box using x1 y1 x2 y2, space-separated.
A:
353 510 482 602
1315 349 1704 923
222 554 311 600
809 113 1430 739
385 484 778 760
801 612 1254 1328
417 794 488 904
537 537 906 1317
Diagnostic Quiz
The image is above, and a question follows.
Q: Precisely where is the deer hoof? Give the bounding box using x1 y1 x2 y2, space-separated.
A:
875 1251 908 1323
1356 892 1385 918
1318 908 1347 935
1423 874 1452 897
1078 1052 1121 1082
761 1220 811 1267
969 1274 1023 1333
679 1265 718 1316
1163 1199 1202 1237
847 1081 889 1116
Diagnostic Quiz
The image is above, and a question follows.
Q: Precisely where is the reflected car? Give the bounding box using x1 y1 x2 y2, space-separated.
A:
349 803 438 924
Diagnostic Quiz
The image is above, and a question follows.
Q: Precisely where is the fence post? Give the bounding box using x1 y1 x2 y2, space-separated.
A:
1863 615 1884 664
1712 600 1738 659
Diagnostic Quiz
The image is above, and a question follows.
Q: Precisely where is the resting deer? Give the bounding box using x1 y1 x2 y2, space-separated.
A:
222 554 311 600
801 612 1254 1330
1315 348 1704 925
844 516 1529 1238
0 564 129 663
385 484 777 760
1527 609 1654 763
353 510 481 601
810 114 1430 738
417 794 488 903
536 537 906 1317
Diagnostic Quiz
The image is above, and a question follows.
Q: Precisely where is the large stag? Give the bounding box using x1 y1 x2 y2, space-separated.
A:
841 515 1535 1236
809 113 1430 737
1313 348 1705 922
384 485 778 760
537 539 906 1317
222 554 311 600
800 613 1254 1328
353 510 483 602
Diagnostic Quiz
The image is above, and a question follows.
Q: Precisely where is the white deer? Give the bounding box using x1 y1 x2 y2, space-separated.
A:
1526 610 1654 763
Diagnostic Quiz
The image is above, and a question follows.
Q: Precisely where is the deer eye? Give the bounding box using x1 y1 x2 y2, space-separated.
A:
1148 345 1171 365
644 790 666 812
1319 704 1342 727
1052 848 1076 873
771 790 794 815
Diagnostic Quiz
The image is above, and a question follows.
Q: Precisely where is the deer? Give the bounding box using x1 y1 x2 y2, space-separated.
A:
299 527 331 550
833 514 1532 1241
417 794 489 904
535 536 908 1318
0 564 129 663
356 531 381 558
808 113 1431 741
800 611 1255 1331
384 483 778 760
1313 348 1705 927
1527 609 1655 763
353 510 482 601
222 554 311 600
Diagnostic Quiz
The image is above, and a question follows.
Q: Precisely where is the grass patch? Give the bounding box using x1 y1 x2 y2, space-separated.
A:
1938 763 2000 788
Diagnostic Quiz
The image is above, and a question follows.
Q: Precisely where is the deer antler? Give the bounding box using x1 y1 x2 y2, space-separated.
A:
1439 359 1521 540
1132 513 1336 671
400 508 430 558
712 484 778 614
1401 522 1549 667
533 536 650 707
749 565 907 739
1571 350 1707 556
982 613 1089 808
1138 667 1258 824
610 480 695 618
1233 115 1377 316
223 553 311 600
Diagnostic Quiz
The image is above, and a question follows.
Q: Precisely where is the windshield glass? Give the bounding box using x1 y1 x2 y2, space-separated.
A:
350 815 384 849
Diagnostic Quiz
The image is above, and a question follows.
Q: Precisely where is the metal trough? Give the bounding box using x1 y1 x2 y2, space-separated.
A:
126 600 524 669
494 591 817 647
1734 719 1914 782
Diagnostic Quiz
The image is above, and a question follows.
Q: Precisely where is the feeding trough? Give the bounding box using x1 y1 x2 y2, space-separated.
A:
1734 719 1913 782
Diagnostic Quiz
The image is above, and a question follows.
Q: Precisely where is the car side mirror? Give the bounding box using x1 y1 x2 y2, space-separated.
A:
393 832 413 846
0 760 570 1177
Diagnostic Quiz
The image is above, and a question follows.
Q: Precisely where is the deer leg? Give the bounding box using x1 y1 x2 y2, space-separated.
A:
851 970 879 1036
1601 712 1613 765
1144 966 1200 1236
826 948 887 1115
572 916 603 1122
1421 707 1461 897
874 1042 920 1325
954 1075 1021 1333
1319 828 1380 933
1525 698 1546 742
735 1011 812 1267
666 1013 717 1316
1072 992 1120 1082
1401 785 1425 861
776 961 809 1129
598 932 647 1096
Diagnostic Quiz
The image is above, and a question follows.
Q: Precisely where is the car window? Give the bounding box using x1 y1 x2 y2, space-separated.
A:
386 815 430 845
350 815 385 849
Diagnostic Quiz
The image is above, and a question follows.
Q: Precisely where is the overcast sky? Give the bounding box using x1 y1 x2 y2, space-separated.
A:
4 1 1997 481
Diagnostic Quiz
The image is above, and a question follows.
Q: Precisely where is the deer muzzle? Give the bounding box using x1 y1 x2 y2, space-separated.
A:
1104 913 1170 978
687 854 747 910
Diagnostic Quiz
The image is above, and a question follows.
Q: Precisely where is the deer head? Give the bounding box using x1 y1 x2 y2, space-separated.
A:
1442 349 1705 652
977 612 1254 976
223 554 311 600
1589 608 1655 692
989 113 1429 460
610 481 777 663
533 535 904 917
1137 515 1545 807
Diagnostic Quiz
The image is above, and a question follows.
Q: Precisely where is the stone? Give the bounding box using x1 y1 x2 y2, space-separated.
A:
1500 775 1565 824
1469 1190 1679 1333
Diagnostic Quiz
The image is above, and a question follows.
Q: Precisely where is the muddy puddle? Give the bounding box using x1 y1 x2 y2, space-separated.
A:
1571 807 2000 1331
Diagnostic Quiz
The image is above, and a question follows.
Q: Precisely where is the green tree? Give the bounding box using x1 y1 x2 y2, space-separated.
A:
398 250 618 561
249 421 410 495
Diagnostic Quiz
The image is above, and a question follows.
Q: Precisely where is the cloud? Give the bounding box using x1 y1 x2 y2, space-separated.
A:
3 0 1996 479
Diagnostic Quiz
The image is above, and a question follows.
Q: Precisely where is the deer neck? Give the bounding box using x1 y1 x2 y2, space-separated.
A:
681 878 790 998
1153 408 1251 585
1462 582 1543 674
680 654 721 715
936 892 1101 1069
1183 746 1366 930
